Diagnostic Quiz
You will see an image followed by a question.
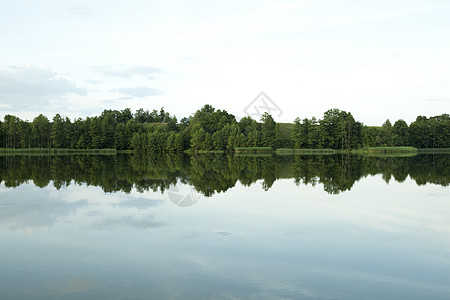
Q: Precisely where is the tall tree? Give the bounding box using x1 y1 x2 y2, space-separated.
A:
100 112 117 148
32 114 50 148
0 119 4 148
190 125 205 152
392 119 409 146
3 115 20 148
379 119 393 146
409 116 429 148
51 114 65 148
261 112 276 148
89 117 102 149
320 109 341 149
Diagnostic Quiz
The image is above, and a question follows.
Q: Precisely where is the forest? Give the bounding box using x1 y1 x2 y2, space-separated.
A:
1 105 449 152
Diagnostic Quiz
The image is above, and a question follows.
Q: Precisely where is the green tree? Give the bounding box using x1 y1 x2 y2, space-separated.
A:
227 124 241 151
320 109 341 149
409 116 433 148
379 119 393 146
308 117 321 148
190 125 205 152
165 132 176 152
118 108 133 123
275 123 282 148
166 117 178 132
125 119 142 149
190 105 236 134
51 114 66 148
3 115 20 148
211 125 230 150
361 126 380 147
131 132 146 153
89 117 102 148
292 117 313 148
0 119 3 148
32 114 50 148
74 118 89 149
114 123 127 150
174 133 184 152
100 112 116 148
392 119 409 146
247 128 261 147
261 112 276 148
432 114 450 148
338 111 359 150
135 108 152 123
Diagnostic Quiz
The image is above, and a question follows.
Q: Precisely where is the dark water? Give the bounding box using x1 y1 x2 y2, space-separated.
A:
0 154 449 299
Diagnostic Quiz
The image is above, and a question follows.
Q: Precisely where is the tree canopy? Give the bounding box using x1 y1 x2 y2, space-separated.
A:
1 107 449 151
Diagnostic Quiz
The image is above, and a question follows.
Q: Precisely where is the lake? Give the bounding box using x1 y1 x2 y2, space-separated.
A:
1 154 449 299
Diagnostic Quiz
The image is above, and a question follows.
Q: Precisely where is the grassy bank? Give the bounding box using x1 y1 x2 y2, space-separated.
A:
187 150 225 154
234 147 274 153
276 148 337 155
117 150 135 154
417 148 450 154
234 153 274 157
353 147 418 154
0 148 117 156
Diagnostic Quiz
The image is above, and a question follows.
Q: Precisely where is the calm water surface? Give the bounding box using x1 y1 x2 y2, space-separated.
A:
0 154 449 299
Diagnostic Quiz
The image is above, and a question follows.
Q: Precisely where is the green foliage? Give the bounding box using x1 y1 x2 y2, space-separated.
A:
0 148 117 155
392 119 409 146
261 112 276 147
234 147 274 153
190 104 236 134
190 125 205 152
379 119 393 146
32 114 51 148
292 110 361 150
290 111 449 150
409 115 450 148
276 148 336 155
353 147 418 156
2 107 449 153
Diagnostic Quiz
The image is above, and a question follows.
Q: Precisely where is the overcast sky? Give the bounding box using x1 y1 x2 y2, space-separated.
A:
1 0 449 125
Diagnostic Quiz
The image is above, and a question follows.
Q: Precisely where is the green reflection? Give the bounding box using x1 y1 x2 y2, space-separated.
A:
0 154 449 195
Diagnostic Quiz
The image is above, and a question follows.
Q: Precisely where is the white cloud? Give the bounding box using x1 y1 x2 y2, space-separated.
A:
0 66 86 111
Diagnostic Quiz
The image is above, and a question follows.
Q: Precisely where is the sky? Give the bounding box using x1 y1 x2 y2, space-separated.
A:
1 0 449 126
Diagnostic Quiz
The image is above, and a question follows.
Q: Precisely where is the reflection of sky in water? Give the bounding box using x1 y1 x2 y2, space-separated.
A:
0 176 450 299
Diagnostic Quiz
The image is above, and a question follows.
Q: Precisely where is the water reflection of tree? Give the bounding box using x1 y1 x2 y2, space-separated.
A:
0 154 448 196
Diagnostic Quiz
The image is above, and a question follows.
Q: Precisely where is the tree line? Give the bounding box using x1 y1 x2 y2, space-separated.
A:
291 109 450 149
1 105 449 151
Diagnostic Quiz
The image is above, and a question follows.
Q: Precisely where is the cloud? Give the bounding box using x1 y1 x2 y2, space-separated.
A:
0 66 86 111
113 86 163 97
92 66 163 80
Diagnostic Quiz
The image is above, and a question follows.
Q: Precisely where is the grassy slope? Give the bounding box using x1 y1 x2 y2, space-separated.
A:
277 123 294 148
